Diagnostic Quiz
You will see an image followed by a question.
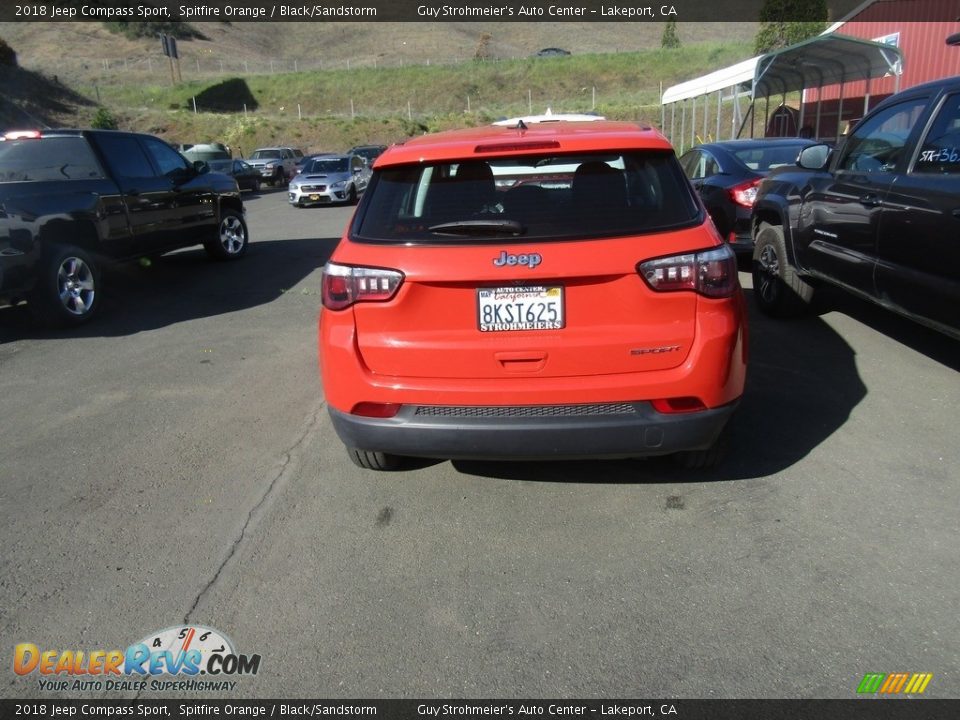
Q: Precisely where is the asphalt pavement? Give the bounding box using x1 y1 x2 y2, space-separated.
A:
2 187 957 699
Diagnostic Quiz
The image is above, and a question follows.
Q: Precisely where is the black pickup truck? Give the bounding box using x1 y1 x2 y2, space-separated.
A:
751 75 960 341
0 129 248 326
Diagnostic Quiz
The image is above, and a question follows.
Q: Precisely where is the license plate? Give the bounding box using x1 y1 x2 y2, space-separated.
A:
309 194 320 201
477 286 564 332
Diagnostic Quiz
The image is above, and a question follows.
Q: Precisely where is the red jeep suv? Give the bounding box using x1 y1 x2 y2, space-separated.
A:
319 117 747 470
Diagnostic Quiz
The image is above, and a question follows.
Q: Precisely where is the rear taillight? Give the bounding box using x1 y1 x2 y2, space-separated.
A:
350 402 402 418
638 244 738 299
2 130 42 141
651 397 708 414
728 178 761 208
322 262 404 310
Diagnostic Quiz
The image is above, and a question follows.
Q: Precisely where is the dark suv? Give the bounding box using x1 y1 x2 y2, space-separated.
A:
751 75 960 340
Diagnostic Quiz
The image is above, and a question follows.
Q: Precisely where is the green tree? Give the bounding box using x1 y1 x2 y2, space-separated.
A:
754 0 828 54
661 20 681 49
91 108 119 130
102 21 206 40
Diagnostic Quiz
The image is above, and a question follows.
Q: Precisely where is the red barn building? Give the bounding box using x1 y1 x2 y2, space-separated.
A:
803 0 960 138
662 1 960 148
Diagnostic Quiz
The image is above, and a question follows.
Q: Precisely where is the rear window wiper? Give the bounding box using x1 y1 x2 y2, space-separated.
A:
427 219 524 236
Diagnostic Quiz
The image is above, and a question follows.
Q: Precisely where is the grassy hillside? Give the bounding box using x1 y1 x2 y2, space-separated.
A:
0 22 757 152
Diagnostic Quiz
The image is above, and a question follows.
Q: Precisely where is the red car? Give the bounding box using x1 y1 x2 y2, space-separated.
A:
319 117 747 470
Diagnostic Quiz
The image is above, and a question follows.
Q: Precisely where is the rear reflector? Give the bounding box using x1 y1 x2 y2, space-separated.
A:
651 397 707 414
322 262 404 310
638 244 738 299
350 402 402 418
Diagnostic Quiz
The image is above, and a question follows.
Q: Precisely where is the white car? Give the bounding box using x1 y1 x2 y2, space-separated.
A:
288 154 371 207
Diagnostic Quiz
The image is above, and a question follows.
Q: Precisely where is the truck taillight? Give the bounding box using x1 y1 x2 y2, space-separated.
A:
322 262 404 310
638 244 738 299
2 130 42 141
728 178 761 208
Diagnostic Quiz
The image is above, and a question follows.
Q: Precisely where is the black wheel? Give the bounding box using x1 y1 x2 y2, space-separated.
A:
274 169 286 187
204 209 249 260
752 222 814 317
347 185 358 204
673 423 730 470
252 179 261 193
28 245 101 327
347 447 402 471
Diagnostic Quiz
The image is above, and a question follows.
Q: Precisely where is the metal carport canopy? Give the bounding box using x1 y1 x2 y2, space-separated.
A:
661 33 903 105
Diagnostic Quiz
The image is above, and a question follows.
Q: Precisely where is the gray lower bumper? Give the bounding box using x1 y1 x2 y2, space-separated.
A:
328 401 738 461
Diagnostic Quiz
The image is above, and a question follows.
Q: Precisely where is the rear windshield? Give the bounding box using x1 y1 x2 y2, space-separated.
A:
0 137 104 182
185 149 230 161
353 151 699 243
732 143 809 172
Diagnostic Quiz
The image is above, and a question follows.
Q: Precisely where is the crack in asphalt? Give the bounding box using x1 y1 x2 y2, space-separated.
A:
129 399 326 702
182 399 326 625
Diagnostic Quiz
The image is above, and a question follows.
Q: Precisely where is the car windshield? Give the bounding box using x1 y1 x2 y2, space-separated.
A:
251 150 281 159
732 143 809 172
353 151 699 243
353 148 382 160
305 158 349 173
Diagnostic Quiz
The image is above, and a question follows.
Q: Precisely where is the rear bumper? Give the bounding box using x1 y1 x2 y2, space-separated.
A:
328 400 737 461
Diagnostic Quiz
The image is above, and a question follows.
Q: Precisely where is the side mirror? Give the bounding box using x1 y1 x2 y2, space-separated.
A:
797 144 831 170
193 160 210 175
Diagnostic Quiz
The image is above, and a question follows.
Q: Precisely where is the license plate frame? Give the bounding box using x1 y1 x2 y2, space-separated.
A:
476 286 564 332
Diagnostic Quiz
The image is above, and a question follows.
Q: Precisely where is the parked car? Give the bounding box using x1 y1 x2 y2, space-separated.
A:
751 75 960 340
536 47 571 57
0 129 248 326
679 138 815 255
347 144 388 167
246 147 301 186
319 117 747 470
288 153 371 207
208 158 262 192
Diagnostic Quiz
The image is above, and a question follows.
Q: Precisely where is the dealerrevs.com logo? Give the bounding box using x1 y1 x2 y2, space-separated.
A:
14 625 261 692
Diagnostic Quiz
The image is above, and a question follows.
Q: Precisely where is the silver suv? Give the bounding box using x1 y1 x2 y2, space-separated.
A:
246 147 302 186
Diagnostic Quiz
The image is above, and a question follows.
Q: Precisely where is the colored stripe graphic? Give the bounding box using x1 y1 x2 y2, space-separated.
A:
885 673 909 693
904 673 934 694
857 674 885 693
858 673 933 694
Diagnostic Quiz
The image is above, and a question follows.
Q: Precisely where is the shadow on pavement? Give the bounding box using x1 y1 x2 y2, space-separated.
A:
0 237 339 341
453 286 872 483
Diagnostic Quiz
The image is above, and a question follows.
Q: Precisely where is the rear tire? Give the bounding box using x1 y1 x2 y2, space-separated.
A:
673 423 730 470
752 222 815 317
348 448 402 471
204 209 249 260
28 245 101 327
